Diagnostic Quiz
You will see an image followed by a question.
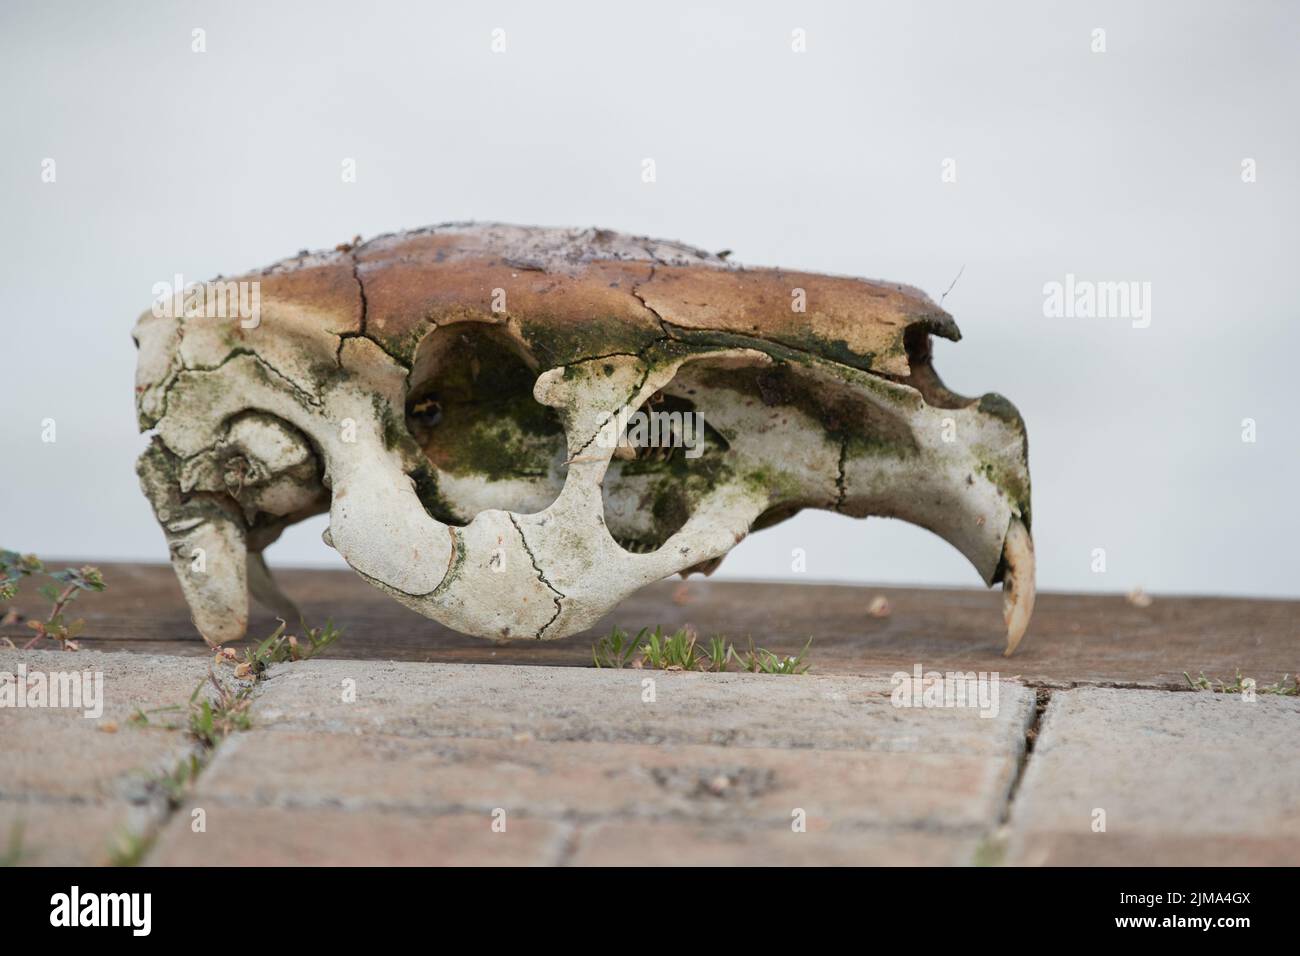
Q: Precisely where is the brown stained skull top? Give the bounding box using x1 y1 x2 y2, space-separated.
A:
133 223 1035 655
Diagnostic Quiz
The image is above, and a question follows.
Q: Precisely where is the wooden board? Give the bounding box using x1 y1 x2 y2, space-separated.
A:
2 562 1295 689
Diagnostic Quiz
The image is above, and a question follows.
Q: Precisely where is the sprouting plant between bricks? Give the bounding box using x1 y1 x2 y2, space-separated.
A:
1184 669 1299 696
593 625 812 675
131 619 342 747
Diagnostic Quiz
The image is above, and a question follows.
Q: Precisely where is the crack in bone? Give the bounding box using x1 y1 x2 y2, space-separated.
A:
194 348 322 408
631 262 674 340
561 338 671 463
565 364 653 465
657 315 848 370
147 349 325 450
349 562 439 601
834 436 849 512
507 514 565 638
334 250 371 366
138 321 187 429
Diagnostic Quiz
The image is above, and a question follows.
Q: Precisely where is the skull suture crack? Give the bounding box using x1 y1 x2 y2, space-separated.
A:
133 223 1035 654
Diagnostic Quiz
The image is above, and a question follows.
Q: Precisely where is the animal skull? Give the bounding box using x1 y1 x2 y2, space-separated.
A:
134 223 1034 655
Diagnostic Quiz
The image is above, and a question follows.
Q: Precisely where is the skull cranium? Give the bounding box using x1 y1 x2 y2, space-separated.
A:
134 223 1034 654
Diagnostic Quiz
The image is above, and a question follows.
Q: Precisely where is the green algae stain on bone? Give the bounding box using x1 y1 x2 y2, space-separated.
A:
977 391 1030 463
661 326 880 375
407 330 567 482
977 392 1022 428
608 436 736 549
704 363 918 463
740 465 804 502
372 395 407 452
451 416 561 481
409 463 463 526
971 395 1031 528
520 314 662 370
975 452 1033 531
424 526 468 599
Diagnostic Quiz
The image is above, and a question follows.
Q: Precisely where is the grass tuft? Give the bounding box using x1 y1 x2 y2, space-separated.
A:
593 626 811 675
1184 669 1298 696
592 626 643 668
736 637 813 675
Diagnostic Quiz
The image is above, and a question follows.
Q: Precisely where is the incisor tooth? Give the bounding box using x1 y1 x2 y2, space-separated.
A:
1001 517 1035 657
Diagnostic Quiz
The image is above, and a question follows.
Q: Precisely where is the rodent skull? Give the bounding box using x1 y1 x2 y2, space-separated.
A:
134 223 1034 654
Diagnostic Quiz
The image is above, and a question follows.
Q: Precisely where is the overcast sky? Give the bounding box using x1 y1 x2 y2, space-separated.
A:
2 0 1297 598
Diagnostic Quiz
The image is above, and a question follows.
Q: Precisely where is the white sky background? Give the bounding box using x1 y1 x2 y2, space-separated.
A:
1 0 1297 597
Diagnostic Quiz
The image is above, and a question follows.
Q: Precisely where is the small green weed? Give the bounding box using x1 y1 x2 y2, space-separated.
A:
736 637 813 675
592 626 642 668
0 549 106 650
1184 669 1298 696
593 626 811 675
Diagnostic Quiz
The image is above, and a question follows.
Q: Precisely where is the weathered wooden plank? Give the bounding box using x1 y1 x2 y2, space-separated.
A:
2 562 1294 688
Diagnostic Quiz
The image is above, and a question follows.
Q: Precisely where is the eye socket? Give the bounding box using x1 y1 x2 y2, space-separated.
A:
405 329 566 481
403 325 568 523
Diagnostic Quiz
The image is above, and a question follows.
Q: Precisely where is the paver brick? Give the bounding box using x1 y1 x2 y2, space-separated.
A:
143 660 1031 864
568 820 979 866
148 805 567 866
0 801 143 866
186 731 1016 830
0 649 210 865
1004 688 1300 865
252 659 1034 754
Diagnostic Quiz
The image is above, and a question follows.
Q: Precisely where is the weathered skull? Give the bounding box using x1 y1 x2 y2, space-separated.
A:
134 223 1034 654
